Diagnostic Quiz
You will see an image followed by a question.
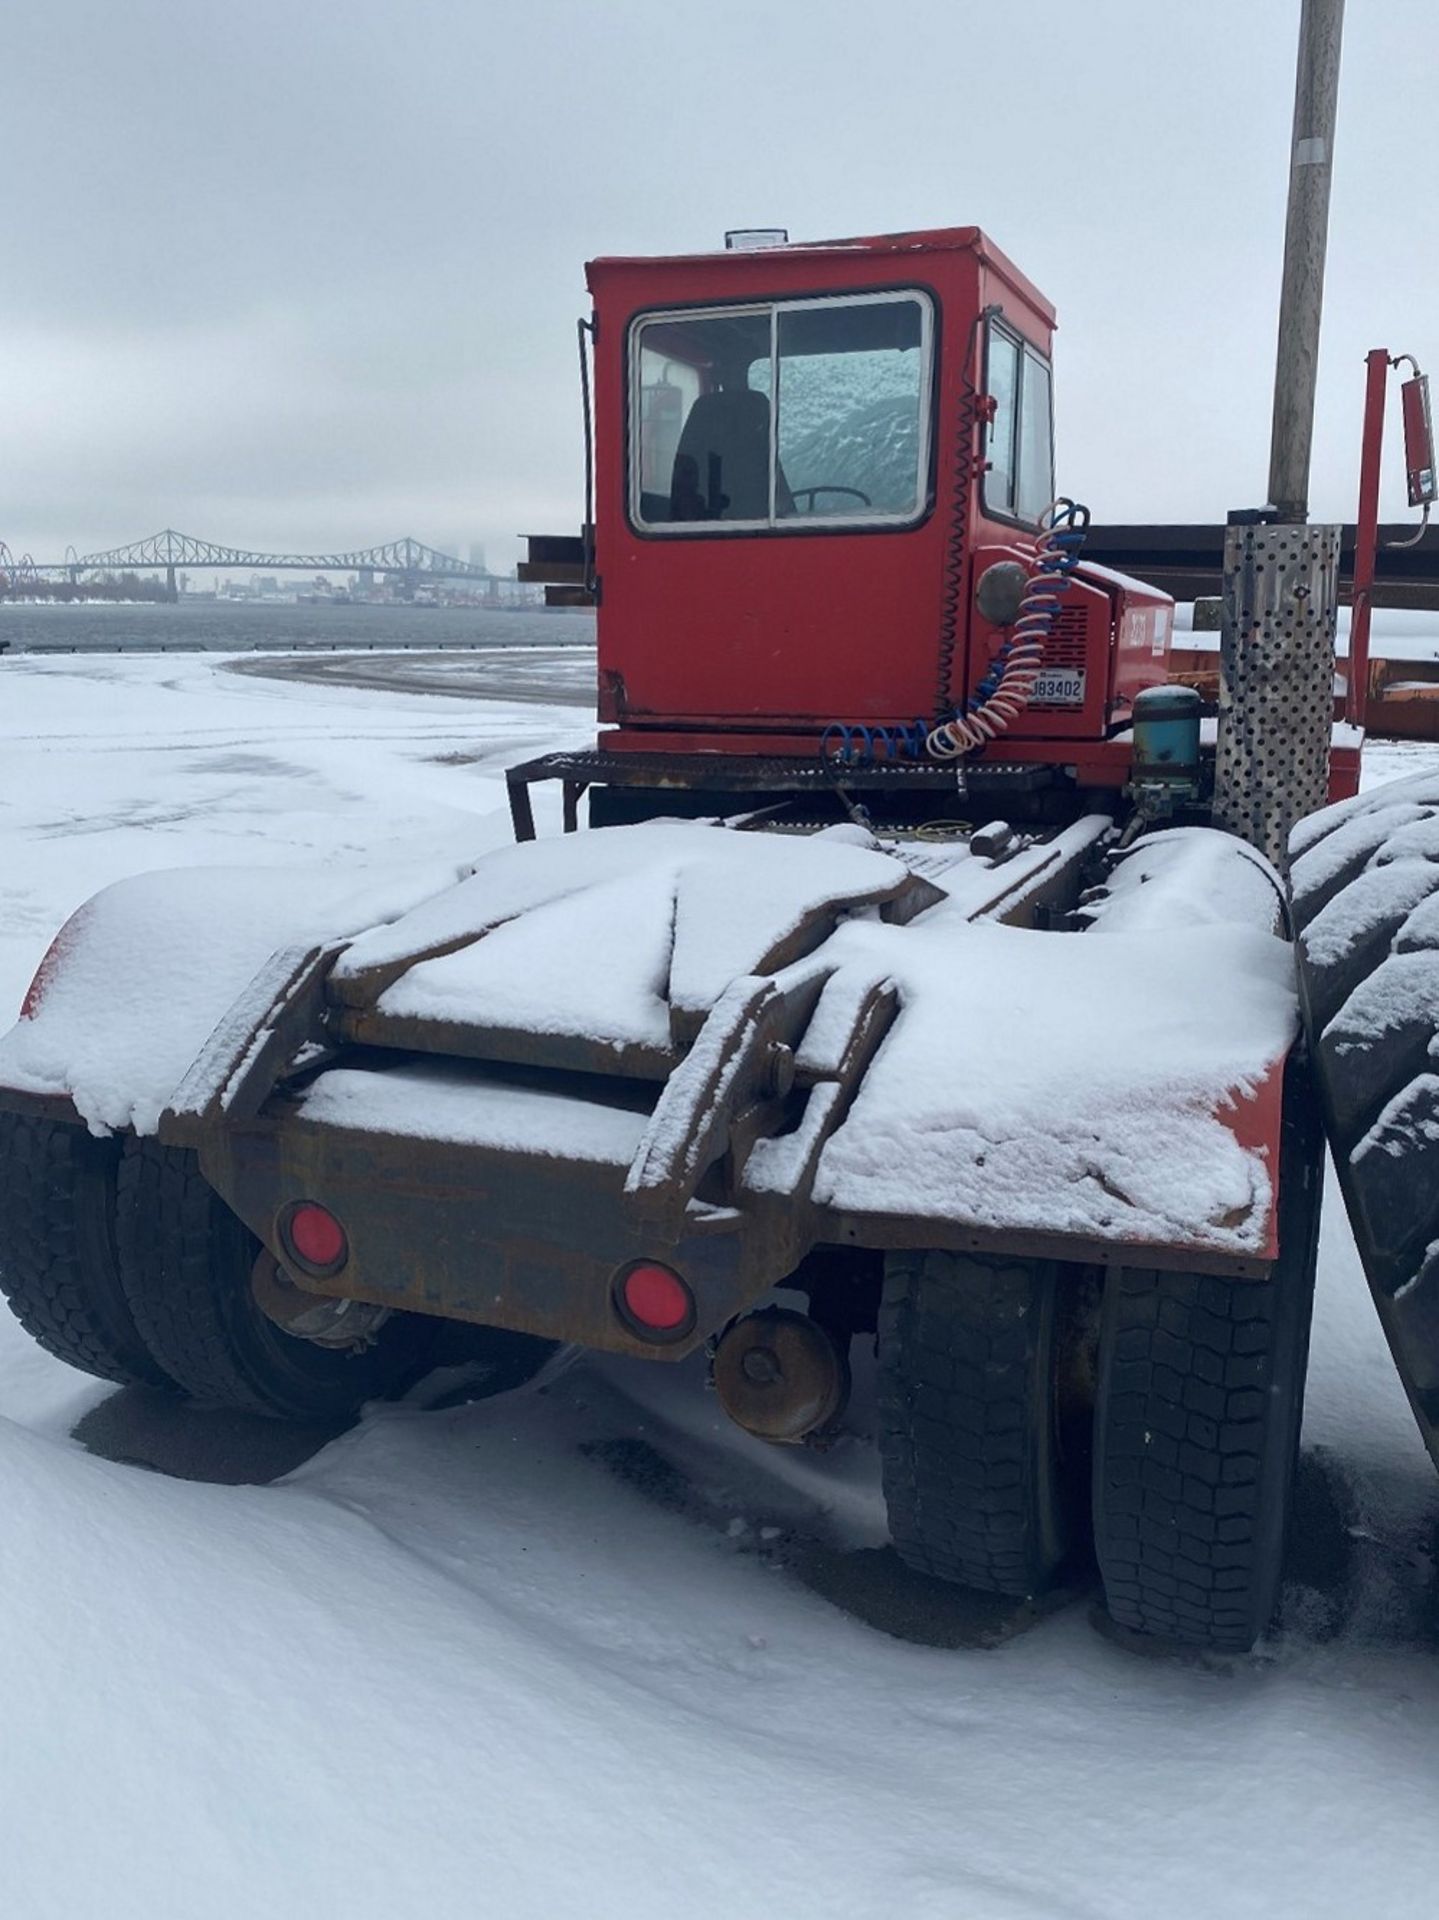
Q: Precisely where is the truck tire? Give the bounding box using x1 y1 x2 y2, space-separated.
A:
0 1113 172 1389
877 1251 1092 1597
1092 1066 1323 1650
1289 769 1439 1469
114 1137 433 1421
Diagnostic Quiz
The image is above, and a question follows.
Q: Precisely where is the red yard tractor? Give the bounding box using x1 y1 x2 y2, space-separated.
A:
3 227 1437 1656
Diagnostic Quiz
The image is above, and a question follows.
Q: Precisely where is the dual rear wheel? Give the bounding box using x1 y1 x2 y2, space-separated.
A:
0 1118 432 1419
876 1076 1323 1651
0 1104 1319 1651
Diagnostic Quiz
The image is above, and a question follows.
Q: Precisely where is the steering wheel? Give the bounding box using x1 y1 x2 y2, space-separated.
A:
789 485 873 513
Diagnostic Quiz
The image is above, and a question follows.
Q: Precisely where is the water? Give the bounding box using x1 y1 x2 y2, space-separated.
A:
0 599 596 654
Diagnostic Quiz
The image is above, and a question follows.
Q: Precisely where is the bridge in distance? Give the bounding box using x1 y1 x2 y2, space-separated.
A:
8 521 1439 608
3 529 502 600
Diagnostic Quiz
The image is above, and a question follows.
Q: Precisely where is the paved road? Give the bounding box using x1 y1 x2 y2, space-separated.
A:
227 645 596 707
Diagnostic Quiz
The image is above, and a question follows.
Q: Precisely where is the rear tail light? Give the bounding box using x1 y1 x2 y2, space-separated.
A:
281 1201 349 1276
614 1261 694 1341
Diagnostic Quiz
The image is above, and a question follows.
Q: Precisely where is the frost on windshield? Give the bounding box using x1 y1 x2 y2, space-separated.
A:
753 334 924 518
634 292 929 528
779 362 922 515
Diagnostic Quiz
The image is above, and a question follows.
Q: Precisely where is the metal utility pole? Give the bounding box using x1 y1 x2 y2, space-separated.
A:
1267 0 1346 523
1215 0 1346 873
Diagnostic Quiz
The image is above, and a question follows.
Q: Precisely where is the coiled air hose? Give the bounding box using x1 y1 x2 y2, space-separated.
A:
926 498 1089 759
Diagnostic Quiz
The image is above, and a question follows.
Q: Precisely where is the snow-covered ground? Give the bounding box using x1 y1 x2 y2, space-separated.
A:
1 652 1438 1920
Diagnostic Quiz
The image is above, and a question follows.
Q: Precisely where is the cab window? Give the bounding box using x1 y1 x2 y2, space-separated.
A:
983 322 1054 525
629 291 934 532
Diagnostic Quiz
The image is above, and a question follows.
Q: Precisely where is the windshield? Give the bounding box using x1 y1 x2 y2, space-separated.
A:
629 291 934 531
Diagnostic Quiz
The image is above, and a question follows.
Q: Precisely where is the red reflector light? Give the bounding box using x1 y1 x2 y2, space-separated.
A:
617 1261 693 1338
284 1202 348 1274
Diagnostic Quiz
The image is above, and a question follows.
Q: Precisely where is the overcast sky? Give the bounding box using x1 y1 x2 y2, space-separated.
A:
3 0 1436 568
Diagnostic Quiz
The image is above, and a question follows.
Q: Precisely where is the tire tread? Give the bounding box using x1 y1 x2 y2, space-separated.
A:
1094 1269 1292 1647
0 1114 170 1388
1294 772 1439 1464
878 1252 1075 1598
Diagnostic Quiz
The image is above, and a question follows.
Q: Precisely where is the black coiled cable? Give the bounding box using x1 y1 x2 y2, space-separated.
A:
932 304 998 724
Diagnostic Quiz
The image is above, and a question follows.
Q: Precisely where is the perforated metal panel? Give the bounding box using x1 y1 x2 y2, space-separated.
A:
1213 522 1340 874
1043 604 1091 670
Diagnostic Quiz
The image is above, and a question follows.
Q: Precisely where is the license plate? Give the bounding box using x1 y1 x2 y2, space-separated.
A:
1031 667 1086 707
